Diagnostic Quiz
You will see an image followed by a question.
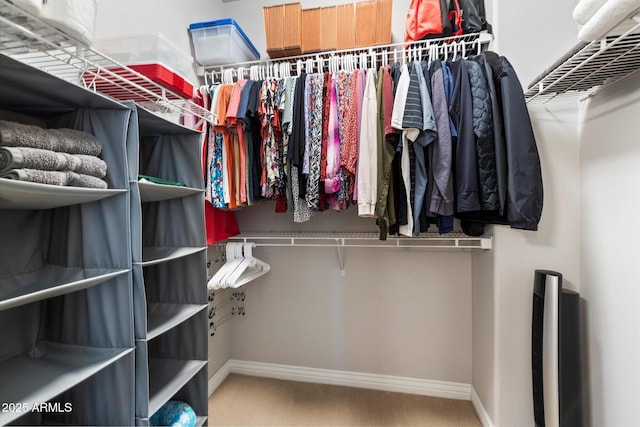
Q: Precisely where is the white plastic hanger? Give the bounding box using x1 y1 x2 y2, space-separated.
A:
224 243 271 288
207 242 242 291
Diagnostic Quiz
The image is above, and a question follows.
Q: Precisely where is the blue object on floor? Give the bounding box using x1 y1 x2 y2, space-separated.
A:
150 401 197 427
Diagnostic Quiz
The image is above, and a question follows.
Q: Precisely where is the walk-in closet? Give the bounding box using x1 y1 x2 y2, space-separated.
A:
0 0 638 426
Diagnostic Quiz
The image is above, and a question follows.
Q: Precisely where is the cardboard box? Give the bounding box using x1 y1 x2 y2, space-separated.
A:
283 3 302 56
264 3 302 59
301 7 321 54
375 0 392 45
265 0 391 58
355 1 377 48
320 6 337 52
336 3 356 50
263 4 283 57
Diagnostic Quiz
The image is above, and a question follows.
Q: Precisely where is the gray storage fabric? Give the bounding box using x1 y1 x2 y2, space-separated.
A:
144 252 207 305
142 194 206 249
139 134 203 189
45 352 135 426
0 55 136 426
147 310 208 361
1 56 208 426
133 264 148 341
0 210 48 278
135 341 151 420
132 107 208 423
49 108 132 190
172 362 209 419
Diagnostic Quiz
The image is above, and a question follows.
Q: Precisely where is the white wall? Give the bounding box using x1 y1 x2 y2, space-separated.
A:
469 0 583 425
579 72 640 427
229 206 473 382
95 0 413 84
206 255 232 375
94 0 221 83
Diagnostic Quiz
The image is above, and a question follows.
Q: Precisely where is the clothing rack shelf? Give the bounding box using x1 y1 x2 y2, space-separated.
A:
203 31 493 84
525 10 640 103
0 0 212 129
229 232 492 250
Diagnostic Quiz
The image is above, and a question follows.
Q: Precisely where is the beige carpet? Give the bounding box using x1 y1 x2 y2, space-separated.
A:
209 374 481 426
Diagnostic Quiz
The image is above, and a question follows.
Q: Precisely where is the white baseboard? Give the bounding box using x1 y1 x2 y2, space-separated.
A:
208 360 232 397
471 386 495 427
209 359 471 401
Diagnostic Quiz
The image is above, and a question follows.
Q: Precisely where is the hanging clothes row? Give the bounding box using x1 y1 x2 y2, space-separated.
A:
200 50 543 240
205 33 491 86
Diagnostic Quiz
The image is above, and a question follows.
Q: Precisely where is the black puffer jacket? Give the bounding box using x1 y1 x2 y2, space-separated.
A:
459 53 543 232
464 59 498 212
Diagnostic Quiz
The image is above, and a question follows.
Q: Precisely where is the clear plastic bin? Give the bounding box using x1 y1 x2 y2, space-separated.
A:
94 33 193 77
189 19 260 66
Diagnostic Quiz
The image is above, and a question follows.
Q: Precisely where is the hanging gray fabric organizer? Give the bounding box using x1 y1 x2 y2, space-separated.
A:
0 55 208 426
131 108 208 426
0 55 135 426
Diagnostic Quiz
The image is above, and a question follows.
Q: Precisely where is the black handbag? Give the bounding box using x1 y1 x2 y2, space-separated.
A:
459 0 492 33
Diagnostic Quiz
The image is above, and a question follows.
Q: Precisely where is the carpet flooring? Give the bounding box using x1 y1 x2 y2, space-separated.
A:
209 374 481 426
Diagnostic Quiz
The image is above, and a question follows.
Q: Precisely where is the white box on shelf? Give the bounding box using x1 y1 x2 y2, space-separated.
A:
41 0 97 46
188 19 260 66
11 0 42 15
94 32 194 78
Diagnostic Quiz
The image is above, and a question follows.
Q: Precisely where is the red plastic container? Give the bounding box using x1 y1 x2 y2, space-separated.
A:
82 63 194 102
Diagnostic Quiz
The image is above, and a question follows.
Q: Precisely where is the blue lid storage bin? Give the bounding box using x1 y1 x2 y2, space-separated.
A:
188 19 260 66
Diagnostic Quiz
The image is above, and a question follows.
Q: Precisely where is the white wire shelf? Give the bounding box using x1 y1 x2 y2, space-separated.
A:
203 31 493 84
525 11 640 103
0 0 212 129
228 232 492 250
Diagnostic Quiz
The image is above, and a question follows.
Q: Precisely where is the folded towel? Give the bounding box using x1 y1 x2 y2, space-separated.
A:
0 120 58 151
0 120 102 156
0 147 107 179
573 0 608 25
73 154 107 178
48 128 103 156
578 0 640 41
0 169 108 189
0 146 69 174
67 172 108 189
0 169 70 186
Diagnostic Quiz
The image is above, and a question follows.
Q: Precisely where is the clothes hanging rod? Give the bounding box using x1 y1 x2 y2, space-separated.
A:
204 31 493 84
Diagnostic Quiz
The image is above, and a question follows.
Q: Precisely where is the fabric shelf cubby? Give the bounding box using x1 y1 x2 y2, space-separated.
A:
130 107 208 425
0 54 135 426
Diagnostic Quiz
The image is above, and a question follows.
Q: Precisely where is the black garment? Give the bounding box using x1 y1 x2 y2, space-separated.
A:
475 52 507 216
464 59 498 211
390 62 407 231
288 72 307 198
459 53 543 232
245 80 263 202
448 59 481 213
498 56 543 230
